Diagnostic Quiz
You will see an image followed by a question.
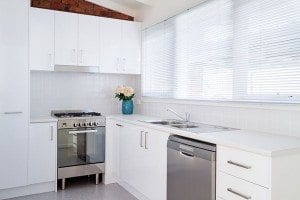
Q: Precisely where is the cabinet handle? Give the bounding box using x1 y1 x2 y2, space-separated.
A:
48 53 53 67
227 160 252 169
50 126 54 141
4 111 22 115
140 131 144 148
227 188 252 199
72 49 76 63
144 132 148 149
122 58 126 71
80 50 84 64
116 57 120 71
116 124 123 127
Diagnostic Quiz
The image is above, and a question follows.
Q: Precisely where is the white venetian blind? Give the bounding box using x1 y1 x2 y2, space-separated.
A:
142 0 300 103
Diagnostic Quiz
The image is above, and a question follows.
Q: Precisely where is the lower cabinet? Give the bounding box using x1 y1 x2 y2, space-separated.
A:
28 122 57 185
106 119 169 200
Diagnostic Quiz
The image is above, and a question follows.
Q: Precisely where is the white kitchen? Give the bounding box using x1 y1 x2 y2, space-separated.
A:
1 0 300 200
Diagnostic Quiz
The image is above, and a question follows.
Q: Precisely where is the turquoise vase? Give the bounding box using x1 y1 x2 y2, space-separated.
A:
122 100 134 115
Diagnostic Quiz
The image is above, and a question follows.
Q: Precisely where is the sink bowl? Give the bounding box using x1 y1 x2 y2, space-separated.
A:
149 120 185 125
171 124 199 129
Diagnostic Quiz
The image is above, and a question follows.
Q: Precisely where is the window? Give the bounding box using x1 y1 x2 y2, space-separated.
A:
142 0 300 103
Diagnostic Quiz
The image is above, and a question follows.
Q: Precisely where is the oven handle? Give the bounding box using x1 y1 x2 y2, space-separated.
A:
69 130 98 135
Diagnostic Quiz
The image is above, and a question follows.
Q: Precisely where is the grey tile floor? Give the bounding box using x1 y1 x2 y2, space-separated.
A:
9 178 137 200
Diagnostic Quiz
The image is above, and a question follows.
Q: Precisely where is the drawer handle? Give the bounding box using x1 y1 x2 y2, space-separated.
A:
227 188 252 199
116 124 123 127
227 160 251 169
4 111 23 115
140 131 144 148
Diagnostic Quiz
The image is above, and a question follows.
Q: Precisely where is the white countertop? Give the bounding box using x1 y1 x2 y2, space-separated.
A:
30 116 58 123
108 114 300 157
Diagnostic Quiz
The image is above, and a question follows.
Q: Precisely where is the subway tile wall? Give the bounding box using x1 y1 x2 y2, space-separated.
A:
30 71 140 117
31 71 300 137
140 101 300 137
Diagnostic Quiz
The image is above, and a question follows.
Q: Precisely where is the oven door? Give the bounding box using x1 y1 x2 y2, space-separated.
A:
57 127 105 168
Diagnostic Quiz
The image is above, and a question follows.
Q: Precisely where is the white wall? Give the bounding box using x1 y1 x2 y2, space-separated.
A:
30 71 140 117
136 0 206 28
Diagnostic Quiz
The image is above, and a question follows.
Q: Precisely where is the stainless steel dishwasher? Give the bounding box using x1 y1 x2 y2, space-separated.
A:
167 135 216 200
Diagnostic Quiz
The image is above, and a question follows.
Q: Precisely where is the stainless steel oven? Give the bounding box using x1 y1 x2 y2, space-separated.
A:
52 110 105 190
57 126 105 168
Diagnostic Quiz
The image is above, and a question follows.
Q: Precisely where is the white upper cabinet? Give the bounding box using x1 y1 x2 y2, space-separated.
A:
0 0 29 190
121 21 141 74
99 18 141 74
55 11 78 66
99 18 122 74
78 14 100 67
29 8 141 74
29 7 55 71
28 122 57 185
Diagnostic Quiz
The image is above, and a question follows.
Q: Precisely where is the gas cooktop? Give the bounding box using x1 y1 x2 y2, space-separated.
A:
52 110 102 118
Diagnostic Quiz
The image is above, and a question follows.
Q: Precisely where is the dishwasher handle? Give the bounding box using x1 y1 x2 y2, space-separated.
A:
180 151 195 158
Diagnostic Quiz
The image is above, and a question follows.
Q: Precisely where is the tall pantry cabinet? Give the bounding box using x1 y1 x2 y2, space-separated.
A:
0 0 30 190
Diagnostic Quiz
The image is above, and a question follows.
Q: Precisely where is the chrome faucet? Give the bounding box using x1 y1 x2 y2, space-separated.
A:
166 108 191 123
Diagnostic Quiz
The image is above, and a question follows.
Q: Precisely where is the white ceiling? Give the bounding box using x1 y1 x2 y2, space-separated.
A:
87 0 153 17
109 0 153 9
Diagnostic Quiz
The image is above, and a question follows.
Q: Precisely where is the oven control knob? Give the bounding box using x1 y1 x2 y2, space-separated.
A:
93 122 97 126
73 123 78 127
89 122 93 126
78 123 81 127
83 123 87 127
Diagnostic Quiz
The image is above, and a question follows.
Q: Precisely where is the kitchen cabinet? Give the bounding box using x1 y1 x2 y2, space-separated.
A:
105 119 121 184
0 0 29 190
99 18 122 74
121 21 141 74
99 19 141 74
78 14 100 67
138 127 168 200
217 145 300 200
55 11 78 66
28 122 57 185
29 7 55 71
105 119 168 200
55 11 100 68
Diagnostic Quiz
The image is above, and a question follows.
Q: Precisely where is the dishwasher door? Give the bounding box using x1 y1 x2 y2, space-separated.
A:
167 136 216 200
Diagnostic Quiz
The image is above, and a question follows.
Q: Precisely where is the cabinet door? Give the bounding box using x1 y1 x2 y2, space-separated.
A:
119 124 144 189
0 0 29 189
141 129 169 200
28 123 57 184
29 8 55 71
78 14 99 67
55 11 78 66
121 21 141 74
105 119 121 184
99 18 122 73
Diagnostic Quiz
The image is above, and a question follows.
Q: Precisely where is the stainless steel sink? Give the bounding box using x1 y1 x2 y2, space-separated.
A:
149 120 186 125
171 124 199 129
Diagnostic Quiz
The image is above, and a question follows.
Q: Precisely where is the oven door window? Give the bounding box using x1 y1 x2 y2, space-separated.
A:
57 127 105 168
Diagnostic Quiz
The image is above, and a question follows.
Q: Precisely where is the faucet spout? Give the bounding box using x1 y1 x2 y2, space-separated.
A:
166 108 191 122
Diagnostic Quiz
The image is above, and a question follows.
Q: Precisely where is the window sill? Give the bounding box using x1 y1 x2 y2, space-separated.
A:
141 97 300 111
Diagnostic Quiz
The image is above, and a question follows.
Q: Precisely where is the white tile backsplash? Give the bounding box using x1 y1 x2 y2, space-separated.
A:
30 71 141 117
31 71 300 137
140 101 300 137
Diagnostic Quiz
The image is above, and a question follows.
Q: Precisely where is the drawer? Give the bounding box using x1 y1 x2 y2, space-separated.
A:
217 146 271 187
217 172 270 200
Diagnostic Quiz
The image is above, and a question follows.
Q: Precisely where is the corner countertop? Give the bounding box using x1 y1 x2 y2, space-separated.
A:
107 114 300 157
30 116 58 123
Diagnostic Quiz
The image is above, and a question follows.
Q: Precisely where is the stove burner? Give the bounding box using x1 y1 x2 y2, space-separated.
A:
54 112 101 118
